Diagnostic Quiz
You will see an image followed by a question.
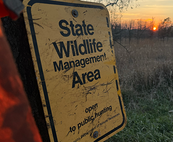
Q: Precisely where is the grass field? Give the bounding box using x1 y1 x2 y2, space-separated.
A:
105 38 173 142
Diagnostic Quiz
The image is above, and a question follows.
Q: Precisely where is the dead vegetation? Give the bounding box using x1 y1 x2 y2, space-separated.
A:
114 38 173 92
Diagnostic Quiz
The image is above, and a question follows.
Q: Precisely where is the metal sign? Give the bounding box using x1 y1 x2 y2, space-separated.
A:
23 0 127 141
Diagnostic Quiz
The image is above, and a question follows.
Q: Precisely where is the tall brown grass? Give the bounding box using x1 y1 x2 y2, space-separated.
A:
114 38 173 93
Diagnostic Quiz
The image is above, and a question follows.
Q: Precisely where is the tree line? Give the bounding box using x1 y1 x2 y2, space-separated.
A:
111 17 173 43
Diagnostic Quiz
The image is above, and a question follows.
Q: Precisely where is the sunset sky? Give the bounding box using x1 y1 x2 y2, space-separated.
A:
83 0 173 26
121 0 173 25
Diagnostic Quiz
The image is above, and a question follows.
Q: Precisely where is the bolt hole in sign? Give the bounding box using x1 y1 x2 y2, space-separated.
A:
23 0 127 141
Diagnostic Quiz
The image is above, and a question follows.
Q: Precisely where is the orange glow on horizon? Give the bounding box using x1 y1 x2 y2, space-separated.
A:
153 27 157 31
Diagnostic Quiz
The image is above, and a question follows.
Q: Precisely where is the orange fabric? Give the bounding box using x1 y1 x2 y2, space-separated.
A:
0 0 9 18
0 22 3 37
0 22 42 142
0 0 18 20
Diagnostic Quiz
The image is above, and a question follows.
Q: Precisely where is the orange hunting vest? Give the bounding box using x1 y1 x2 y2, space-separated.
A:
0 0 18 20
0 13 42 142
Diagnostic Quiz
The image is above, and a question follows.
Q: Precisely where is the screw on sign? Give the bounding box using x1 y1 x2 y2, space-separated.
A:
23 0 127 141
93 131 99 138
72 9 78 18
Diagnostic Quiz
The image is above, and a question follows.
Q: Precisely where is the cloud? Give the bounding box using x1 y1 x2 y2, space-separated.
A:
121 13 140 16
145 5 173 8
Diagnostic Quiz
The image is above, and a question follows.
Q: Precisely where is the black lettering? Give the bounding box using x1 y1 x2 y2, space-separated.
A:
82 20 88 35
95 112 99 118
80 59 85 68
89 107 92 112
72 69 101 88
69 127 72 132
85 58 89 64
72 72 83 88
75 24 83 36
72 126 76 131
69 126 76 132
96 56 100 62
87 24 94 35
89 39 93 53
82 72 87 84
53 41 70 58
59 20 94 37
94 69 101 80
64 62 69 69
79 40 87 55
53 53 106 72
53 61 63 71
100 55 103 61
109 106 112 111
85 109 89 113
74 40 79 56
59 20 70 37
91 115 95 121
75 60 80 67
87 71 94 82
70 41 76 56
84 118 88 124
69 60 75 68
85 103 98 113
78 123 82 129
89 56 96 63
97 42 103 52
70 21 76 36
86 39 90 54
92 39 96 52
103 52 106 60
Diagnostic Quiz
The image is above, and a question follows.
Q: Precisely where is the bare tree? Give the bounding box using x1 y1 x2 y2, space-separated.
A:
128 20 134 44
158 17 172 41
148 18 155 39
83 0 138 23
135 19 148 43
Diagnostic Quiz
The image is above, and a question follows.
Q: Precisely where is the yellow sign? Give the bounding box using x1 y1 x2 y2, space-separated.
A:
23 0 127 141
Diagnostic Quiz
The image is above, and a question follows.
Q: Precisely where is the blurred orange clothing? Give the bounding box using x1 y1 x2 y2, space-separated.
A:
0 19 42 142
0 0 19 20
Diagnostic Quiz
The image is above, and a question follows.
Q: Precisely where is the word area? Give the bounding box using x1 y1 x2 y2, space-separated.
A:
72 69 101 88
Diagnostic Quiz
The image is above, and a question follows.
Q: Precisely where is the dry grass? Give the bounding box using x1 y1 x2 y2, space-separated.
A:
114 38 173 92
105 38 173 142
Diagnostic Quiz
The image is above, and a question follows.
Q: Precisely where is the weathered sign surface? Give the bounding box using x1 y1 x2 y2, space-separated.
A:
23 0 127 141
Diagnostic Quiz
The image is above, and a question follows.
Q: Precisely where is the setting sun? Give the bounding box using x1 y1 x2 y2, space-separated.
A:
153 27 157 31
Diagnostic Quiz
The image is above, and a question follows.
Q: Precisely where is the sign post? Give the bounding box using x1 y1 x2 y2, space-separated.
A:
23 0 127 141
